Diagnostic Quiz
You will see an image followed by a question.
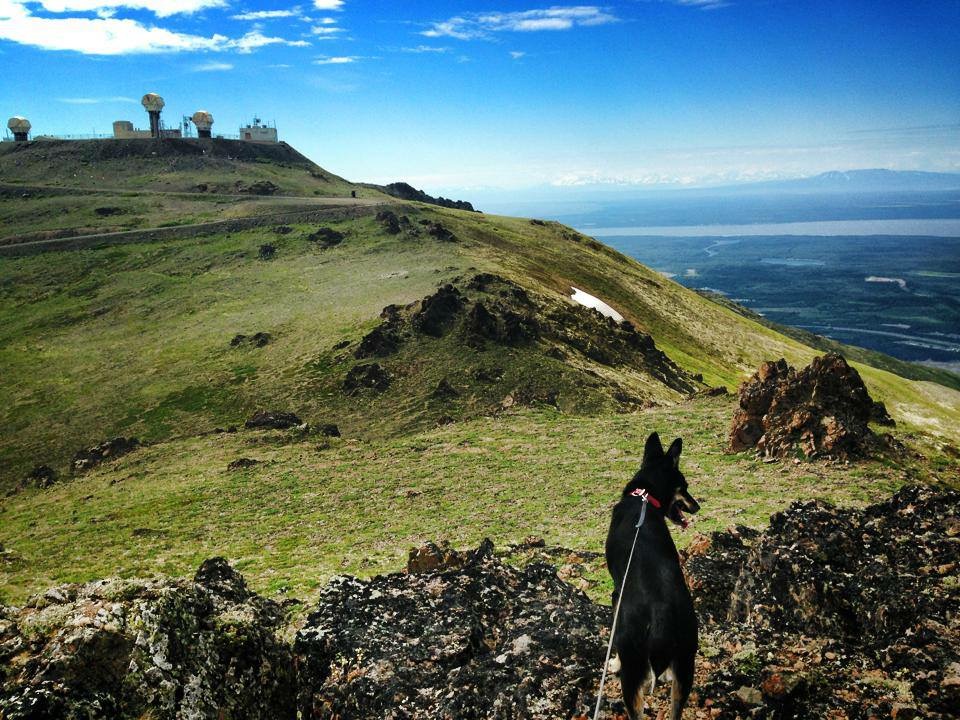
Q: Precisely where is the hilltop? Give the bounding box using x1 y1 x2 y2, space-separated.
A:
0 138 369 196
0 139 957 605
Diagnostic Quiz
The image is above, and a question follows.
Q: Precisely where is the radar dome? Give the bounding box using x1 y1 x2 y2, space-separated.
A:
191 110 214 130
7 116 31 132
141 93 165 112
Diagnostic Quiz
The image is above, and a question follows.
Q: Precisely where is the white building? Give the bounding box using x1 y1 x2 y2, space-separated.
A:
240 117 278 143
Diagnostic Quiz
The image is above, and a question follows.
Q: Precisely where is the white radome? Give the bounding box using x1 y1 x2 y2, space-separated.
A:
141 93 165 112
191 110 214 131
7 116 31 132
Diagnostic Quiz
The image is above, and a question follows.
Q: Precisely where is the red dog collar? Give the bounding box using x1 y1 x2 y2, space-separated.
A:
629 487 662 508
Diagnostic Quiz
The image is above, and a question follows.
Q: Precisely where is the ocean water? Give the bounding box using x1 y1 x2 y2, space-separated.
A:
486 191 960 372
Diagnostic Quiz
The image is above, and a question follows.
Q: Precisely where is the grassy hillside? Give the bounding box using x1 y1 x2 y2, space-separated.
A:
4 395 951 606
1 140 958 605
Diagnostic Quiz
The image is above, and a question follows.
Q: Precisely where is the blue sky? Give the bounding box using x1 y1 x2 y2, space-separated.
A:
1 0 958 196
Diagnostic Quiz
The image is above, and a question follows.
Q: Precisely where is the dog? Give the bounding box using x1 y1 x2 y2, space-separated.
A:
604 432 700 719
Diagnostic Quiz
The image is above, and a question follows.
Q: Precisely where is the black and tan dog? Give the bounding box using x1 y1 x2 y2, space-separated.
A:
604 432 700 719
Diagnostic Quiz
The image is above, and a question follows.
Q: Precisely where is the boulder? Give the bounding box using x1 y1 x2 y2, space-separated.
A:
343 363 391 394
375 210 401 234
258 243 276 260
0 559 295 720
230 332 271 348
411 284 465 337
227 457 260 471
25 465 58 489
306 227 344 248
424 221 456 242
244 411 301 430
728 353 894 459
72 437 139 474
294 540 607 719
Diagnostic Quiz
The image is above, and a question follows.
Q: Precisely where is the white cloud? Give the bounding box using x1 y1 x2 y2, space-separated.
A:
402 44 449 53
670 0 728 9
228 30 309 53
311 25 342 36
422 6 618 40
34 0 226 17
313 0 343 9
194 60 233 70
0 3 311 55
232 8 301 21
0 14 227 53
509 50 525 59
313 54 356 64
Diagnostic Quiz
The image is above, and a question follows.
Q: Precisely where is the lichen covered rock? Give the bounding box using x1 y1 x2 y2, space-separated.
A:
729 353 894 459
294 539 609 719
0 558 295 720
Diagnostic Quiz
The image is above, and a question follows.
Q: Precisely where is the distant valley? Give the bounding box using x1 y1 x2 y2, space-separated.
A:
482 178 960 375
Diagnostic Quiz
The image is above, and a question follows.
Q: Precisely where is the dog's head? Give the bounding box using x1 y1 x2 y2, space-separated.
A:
626 432 700 528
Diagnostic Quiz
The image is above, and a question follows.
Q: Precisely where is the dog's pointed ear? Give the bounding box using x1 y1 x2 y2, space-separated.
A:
666 438 682 468
642 432 664 467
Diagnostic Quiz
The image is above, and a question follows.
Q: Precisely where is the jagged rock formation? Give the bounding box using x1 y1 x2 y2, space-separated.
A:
347 273 700 411
729 353 894 459
374 181 477 212
1 487 957 718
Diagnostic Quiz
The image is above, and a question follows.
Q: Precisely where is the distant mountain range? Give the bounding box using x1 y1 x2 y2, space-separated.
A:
735 169 960 194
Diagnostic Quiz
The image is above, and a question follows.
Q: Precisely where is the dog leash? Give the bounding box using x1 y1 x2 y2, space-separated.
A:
593 491 650 720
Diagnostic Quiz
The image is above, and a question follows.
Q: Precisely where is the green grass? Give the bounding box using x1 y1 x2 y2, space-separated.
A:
1 142 959 610
3 396 950 606
2 203 959 488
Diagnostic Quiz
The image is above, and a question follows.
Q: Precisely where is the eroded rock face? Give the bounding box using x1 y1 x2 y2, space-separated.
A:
294 540 608 719
729 353 894 459
0 558 295 720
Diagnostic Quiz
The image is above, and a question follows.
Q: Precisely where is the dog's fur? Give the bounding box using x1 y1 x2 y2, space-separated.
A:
604 432 700 719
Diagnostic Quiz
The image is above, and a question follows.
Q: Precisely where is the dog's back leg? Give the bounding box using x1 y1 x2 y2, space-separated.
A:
619 651 653 720
669 655 694 720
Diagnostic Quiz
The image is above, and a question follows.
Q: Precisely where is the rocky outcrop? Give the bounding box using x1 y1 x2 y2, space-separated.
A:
24 465 58 489
244 410 302 429
729 353 895 459
375 210 402 234
230 331 271 348
72 437 140 474
343 362 391 394
686 485 959 719
411 283 466 337
0 558 295 720
341 273 700 409
306 227 344 248
374 182 477 212
2 487 957 718
294 540 607 719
